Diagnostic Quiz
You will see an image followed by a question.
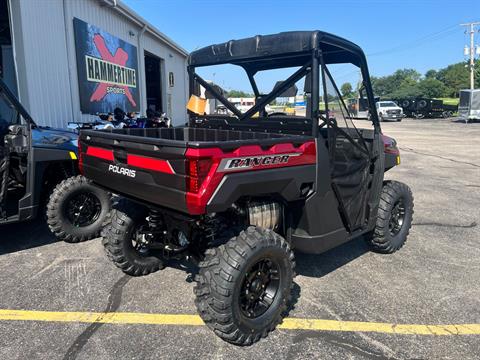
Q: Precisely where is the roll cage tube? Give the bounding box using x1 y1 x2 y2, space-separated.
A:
187 31 380 133
359 58 381 132
188 60 314 125
192 72 243 118
240 61 312 121
0 77 36 128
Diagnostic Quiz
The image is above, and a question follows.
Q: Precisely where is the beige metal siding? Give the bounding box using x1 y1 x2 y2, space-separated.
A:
10 0 188 128
11 0 73 128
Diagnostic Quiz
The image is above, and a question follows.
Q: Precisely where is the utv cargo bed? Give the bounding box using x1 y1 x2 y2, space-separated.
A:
79 127 316 215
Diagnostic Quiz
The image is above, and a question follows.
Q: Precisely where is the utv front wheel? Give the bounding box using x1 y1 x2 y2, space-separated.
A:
194 226 295 346
366 181 414 253
103 198 164 276
47 175 112 243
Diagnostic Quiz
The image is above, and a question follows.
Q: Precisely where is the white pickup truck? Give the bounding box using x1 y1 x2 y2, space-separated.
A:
376 101 404 122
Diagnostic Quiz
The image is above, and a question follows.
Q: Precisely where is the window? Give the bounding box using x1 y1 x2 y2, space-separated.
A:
321 62 374 130
378 102 397 107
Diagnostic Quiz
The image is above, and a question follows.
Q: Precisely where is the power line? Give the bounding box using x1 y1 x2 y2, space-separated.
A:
368 24 459 57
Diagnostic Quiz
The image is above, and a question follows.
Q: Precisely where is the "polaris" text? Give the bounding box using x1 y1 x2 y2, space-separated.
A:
108 164 136 178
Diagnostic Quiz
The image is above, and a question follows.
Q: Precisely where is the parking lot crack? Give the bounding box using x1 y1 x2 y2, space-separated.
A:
399 147 480 169
412 221 477 229
62 275 131 360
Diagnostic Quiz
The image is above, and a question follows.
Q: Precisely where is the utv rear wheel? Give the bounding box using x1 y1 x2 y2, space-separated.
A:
366 181 414 253
47 175 112 243
103 198 164 276
194 226 295 346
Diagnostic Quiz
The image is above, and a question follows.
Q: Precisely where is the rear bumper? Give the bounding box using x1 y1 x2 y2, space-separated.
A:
458 109 480 119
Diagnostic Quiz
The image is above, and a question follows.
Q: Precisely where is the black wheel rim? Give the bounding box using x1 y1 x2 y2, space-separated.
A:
389 199 406 236
240 258 280 318
131 226 150 256
65 192 101 227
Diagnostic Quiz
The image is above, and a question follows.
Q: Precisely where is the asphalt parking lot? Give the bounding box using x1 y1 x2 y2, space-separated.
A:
0 117 479 360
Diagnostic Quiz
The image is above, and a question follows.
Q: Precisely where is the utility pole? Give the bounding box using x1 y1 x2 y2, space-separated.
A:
461 22 480 89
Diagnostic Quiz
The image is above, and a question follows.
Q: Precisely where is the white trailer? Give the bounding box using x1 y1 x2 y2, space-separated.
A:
458 89 480 123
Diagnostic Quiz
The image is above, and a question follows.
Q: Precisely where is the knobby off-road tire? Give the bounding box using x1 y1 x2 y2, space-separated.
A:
194 226 295 346
47 175 112 243
103 198 164 276
366 181 414 253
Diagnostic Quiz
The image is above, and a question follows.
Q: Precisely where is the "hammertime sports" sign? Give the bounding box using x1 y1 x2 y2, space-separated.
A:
73 18 140 114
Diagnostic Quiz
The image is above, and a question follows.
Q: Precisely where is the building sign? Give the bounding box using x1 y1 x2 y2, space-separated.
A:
73 18 140 114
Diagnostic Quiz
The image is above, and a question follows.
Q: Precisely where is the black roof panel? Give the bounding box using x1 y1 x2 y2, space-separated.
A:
189 31 365 70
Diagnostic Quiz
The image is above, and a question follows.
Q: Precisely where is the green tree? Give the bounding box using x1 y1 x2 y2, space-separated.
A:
371 69 421 97
425 69 437 79
390 78 422 98
227 90 254 98
340 82 353 97
417 78 447 98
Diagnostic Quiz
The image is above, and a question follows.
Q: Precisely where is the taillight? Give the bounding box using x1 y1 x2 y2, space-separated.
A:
78 140 84 174
186 158 212 194
381 134 399 155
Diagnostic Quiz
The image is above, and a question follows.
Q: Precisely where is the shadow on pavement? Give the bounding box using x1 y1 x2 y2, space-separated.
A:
295 237 369 278
451 119 480 124
0 219 58 256
1 218 370 281
170 235 369 282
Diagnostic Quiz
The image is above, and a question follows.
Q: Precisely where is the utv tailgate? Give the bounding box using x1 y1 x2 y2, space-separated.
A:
79 127 316 215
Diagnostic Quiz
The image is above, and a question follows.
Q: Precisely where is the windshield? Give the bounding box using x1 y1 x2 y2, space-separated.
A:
379 102 397 107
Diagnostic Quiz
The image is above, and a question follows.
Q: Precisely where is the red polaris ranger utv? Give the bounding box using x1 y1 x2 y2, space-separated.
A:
79 31 414 345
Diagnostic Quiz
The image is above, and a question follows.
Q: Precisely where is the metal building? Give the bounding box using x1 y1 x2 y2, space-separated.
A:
1 0 188 128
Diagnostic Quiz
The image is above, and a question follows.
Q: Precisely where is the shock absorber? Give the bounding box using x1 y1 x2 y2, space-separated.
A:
148 209 163 231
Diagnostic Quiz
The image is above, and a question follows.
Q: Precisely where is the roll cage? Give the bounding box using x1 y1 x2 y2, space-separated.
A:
187 30 380 139
0 77 36 128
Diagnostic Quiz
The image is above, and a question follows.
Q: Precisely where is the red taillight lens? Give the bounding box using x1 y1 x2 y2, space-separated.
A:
381 134 399 155
186 158 212 193
78 140 84 174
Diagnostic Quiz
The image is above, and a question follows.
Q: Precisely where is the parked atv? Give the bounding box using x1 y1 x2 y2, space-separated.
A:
80 31 414 345
0 77 111 242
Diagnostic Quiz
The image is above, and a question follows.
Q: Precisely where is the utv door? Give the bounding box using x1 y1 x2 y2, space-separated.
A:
323 69 376 232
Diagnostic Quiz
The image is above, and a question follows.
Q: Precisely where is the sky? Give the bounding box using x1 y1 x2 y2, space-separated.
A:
123 0 480 93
